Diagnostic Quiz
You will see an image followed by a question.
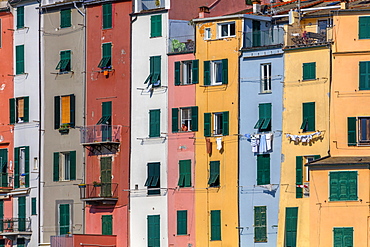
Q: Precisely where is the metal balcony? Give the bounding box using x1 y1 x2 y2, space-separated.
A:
80 183 118 205
286 27 332 48
0 217 32 239
243 28 284 49
80 125 121 153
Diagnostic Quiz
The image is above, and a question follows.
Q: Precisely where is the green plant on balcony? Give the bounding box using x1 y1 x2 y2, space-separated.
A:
58 123 70 134
171 39 186 53
155 0 160 6
93 181 101 187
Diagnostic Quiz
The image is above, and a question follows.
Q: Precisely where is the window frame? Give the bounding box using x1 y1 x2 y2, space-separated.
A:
9 97 29 124
300 102 315 132
218 22 236 38
147 215 160 247
150 14 162 38
257 154 270 185
15 44 25 75
54 94 75 129
210 210 221 241
58 203 71 235
302 62 316 81
359 61 370 90
102 215 113 235
205 27 212 40
254 103 272 132
285 207 298 247
102 3 112 29
208 161 220 187
358 116 370 145
254 206 267 243
177 210 187 235
149 109 160 138
53 151 76 182
204 59 228 86
14 146 29 189
174 60 199 86
204 111 229 137
333 227 353 247
261 63 272 93
211 60 223 85
98 43 112 69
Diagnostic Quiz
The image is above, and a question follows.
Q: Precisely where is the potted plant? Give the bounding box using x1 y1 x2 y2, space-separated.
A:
78 183 86 188
58 124 70 134
92 181 101 187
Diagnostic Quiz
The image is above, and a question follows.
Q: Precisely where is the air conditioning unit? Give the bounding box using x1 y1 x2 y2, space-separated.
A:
303 182 310 198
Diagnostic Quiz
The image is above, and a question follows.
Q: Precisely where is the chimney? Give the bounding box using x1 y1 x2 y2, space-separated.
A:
340 0 349 9
253 0 261 14
199 6 210 18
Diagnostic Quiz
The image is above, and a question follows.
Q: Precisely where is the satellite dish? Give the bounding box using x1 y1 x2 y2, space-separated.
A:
0 135 3 142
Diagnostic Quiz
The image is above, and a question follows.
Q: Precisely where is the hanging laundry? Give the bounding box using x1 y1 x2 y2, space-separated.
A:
266 133 273 151
286 131 322 143
259 184 274 191
244 133 251 139
251 135 259 153
216 137 222 151
206 138 212 154
259 134 267 153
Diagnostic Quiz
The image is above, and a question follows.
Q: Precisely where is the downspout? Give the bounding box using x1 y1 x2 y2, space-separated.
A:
38 0 42 244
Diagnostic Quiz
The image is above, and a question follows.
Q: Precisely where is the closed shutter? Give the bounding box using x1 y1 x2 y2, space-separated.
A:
347 117 357 146
149 109 160 138
31 197 36 215
9 98 15 124
334 227 353 247
150 15 162 38
17 6 24 29
18 196 26 231
222 111 229 136
24 146 29 188
70 151 76 180
191 106 198 131
172 108 179 133
204 61 210 85
296 156 303 198
257 154 270 185
16 45 24 75
210 210 221 240
302 102 315 132
102 3 112 29
329 172 339 201
359 61 370 90
174 62 181 85
254 206 267 242
204 113 211 137
285 207 298 247
102 101 112 117
177 210 187 235
14 148 20 189
102 215 113 235
359 16 370 39
59 204 70 235
182 160 191 187
23 96 29 123
0 200 3 232
147 215 160 247
192 60 199 84
54 96 61 129
348 171 357 201
60 9 71 28
303 62 316 80
69 94 75 128
222 59 228 84
0 149 7 187
53 152 59 182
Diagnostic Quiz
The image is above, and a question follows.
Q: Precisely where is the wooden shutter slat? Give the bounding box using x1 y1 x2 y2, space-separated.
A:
347 117 357 146
172 108 179 133
222 59 228 84
192 60 199 84
69 94 75 127
174 62 181 85
9 98 15 124
149 109 160 138
191 106 198 131
204 61 210 85
14 148 20 188
204 113 211 137
54 96 61 129
70 151 76 180
53 152 59 182
210 210 221 240
222 111 229 136
296 156 303 198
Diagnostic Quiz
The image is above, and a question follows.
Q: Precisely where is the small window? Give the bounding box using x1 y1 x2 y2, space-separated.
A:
300 102 315 132
9 97 29 124
53 151 76 182
60 152 70 181
56 50 71 73
172 106 198 132
218 22 235 38
254 206 267 242
98 43 112 69
149 109 160 138
19 148 27 187
31 197 36 215
329 171 357 201
205 28 211 40
358 117 370 145
296 155 320 198
254 103 272 132
359 61 370 90
102 3 112 29
177 210 187 235
285 207 298 247
359 16 370 39
302 62 316 80
333 227 353 247
17 6 24 29
150 14 162 38
174 60 199 85
178 160 191 187
204 112 229 137
14 146 29 189
145 162 160 195
54 95 76 129
60 9 71 28
211 60 223 85
317 20 328 35
204 59 228 86
261 64 271 93
208 161 220 187
257 154 270 185
59 204 70 235
145 56 161 88
210 210 221 240
16 45 25 75
214 113 223 135
102 215 113 235
147 215 160 247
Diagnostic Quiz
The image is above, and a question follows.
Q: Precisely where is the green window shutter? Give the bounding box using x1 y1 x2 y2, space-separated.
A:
31 197 36 215
257 154 270 185
147 215 160 247
102 3 112 29
9 98 15 124
99 43 112 68
221 59 228 84
222 111 229 135
102 215 113 235
23 96 29 123
70 151 76 180
146 162 160 195
343 228 354 247
16 45 24 75
329 172 339 201
208 161 220 186
302 102 315 132
177 210 187 235
24 146 29 187
102 101 112 117
0 149 8 187
69 94 75 128
54 96 61 129
296 156 303 198
14 148 19 188
53 152 60 182
191 106 198 131
210 210 221 241
254 206 267 242
59 204 70 235
150 15 162 38
359 61 370 90
303 62 316 80
151 56 161 85
178 160 191 187
258 103 271 131
192 60 199 84
348 171 358 201
18 196 26 231
0 200 3 232
204 113 211 137
17 6 24 29
174 62 181 85
172 108 179 133
313 155 321 160
334 227 353 247
204 61 210 85
347 117 357 146
149 109 160 137
285 207 298 247
60 9 71 28
56 50 71 72
359 16 370 39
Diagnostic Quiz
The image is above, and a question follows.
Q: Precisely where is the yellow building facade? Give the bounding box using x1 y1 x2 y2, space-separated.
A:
193 15 242 247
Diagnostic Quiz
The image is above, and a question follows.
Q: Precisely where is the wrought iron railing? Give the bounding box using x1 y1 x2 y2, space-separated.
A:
80 183 118 199
80 125 121 144
286 27 332 47
0 217 31 233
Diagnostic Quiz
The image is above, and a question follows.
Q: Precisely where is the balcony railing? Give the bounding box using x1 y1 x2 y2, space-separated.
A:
0 173 12 190
80 125 121 145
286 27 332 47
80 183 118 203
142 0 165 10
168 37 195 54
0 217 31 234
243 28 284 49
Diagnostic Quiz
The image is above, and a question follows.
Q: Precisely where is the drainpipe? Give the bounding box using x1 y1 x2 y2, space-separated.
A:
38 0 42 244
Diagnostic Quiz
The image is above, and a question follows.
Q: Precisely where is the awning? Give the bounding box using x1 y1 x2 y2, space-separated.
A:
306 156 370 166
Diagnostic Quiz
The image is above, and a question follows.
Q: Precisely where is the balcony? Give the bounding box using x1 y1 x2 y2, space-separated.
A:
79 183 118 205
168 37 195 54
141 0 165 11
0 218 32 240
51 234 116 247
243 28 284 49
80 125 121 153
286 27 332 48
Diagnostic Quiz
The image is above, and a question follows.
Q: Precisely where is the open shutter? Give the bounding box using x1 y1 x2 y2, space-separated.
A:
70 151 76 180
172 108 179 133
54 96 61 129
177 210 187 235
204 113 211 137
347 117 357 146
14 148 20 189
296 156 303 198
204 61 210 86
222 59 228 84
23 97 29 123
53 152 59 182
174 62 181 85
329 172 339 201
222 111 229 135
9 98 15 124
192 60 199 84
102 215 113 235
0 200 3 231
210 210 221 240
69 94 75 127
24 146 29 187
191 106 198 131
183 160 191 187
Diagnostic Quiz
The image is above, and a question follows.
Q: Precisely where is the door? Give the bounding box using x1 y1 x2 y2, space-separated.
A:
0 149 7 187
100 157 112 197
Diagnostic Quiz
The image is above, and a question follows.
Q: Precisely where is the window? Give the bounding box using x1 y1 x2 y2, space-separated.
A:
285 207 298 247
150 15 162 38
149 109 160 138
9 97 29 124
301 102 315 132
98 43 112 69
208 161 220 187
359 16 370 39
205 28 211 40
177 210 187 235
14 146 29 189
97 101 112 141
302 62 316 80
54 94 75 129
178 160 191 188
210 210 221 241
53 151 76 182
172 106 198 132
145 56 161 87
60 9 71 28
254 206 267 243
59 204 70 235
254 103 271 132
147 215 160 247
0 149 8 188
347 116 370 145
204 112 229 137
348 117 357 146
56 50 71 73
145 162 160 195
296 155 320 198
333 227 353 247
17 6 24 29
17 239 25 247
102 215 113 235
18 196 26 232
359 61 370 90
257 154 270 185
329 171 357 201
102 3 112 29
252 20 261 47
0 200 3 232
204 59 228 85
174 60 199 85
31 197 36 215
16 44 24 75
261 64 271 93
218 22 235 38
318 20 328 35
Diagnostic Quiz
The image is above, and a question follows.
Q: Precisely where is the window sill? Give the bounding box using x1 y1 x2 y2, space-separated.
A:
150 36 162 39
328 199 358 202
200 84 226 87
302 78 317 81
259 91 272 95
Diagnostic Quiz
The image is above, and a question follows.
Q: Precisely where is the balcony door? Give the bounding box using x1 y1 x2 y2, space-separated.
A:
252 20 261 47
101 157 112 197
0 149 7 187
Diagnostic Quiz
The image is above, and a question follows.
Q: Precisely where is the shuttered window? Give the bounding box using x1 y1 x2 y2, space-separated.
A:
296 156 303 198
0 149 7 188
18 196 26 231
16 45 24 75
359 61 370 90
60 9 71 28
204 59 228 85
56 50 71 72
17 6 24 29
303 62 316 80
221 59 228 84
359 16 370 39
254 103 272 132
204 61 210 86
254 206 267 242
347 117 357 146
14 147 29 189
174 62 181 85
102 215 113 235
98 43 112 69
177 210 187 235
97 101 112 125
145 162 160 195
285 207 298 247
31 197 36 215
204 113 211 137
192 60 199 84
257 154 270 185
150 15 162 38
329 171 357 201
53 151 76 181
208 161 220 187
178 160 191 187
59 204 70 235
147 215 160 247
333 227 353 247
149 109 160 138
222 111 229 135
9 97 29 124
301 102 315 132
210 210 221 241
54 95 75 129
172 108 179 132
102 3 112 29
0 200 3 232
174 60 199 85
